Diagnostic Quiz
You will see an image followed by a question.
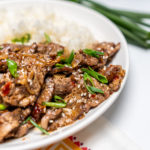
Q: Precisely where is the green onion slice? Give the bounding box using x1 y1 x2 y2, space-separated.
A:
83 72 104 94
83 49 104 58
54 95 66 103
22 116 49 135
6 59 18 78
82 67 108 84
63 50 74 64
11 33 31 44
57 50 64 56
0 104 7 110
55 63 65 69
87 86 104 94
55 63 70 69
83 72 94 86
42 102 66 108
44 33 51 43
54 95 63 101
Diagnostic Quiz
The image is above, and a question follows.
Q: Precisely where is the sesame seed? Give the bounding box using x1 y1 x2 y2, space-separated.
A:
49 120 54 123
103 66 106 70
77 84 81 88
83 93 87 96
81 93 84 97
110 47 114 50
88 93 91 98
97 47 101 50
62 113 65 117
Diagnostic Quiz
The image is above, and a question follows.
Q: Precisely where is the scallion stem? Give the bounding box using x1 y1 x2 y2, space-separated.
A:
118 26 149 48
42 102 66 108
29 119 49 135
90 6 150 38
22 116 49 135
0 104 7 110
66 0 150 48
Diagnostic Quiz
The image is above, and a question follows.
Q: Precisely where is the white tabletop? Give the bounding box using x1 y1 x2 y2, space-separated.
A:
94 0 150 150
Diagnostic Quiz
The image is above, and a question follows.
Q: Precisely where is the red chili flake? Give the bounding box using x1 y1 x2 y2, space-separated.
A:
2 82 11 96
114 75 119 80
32 103 45 121
91 94 96 98
71 81 76 87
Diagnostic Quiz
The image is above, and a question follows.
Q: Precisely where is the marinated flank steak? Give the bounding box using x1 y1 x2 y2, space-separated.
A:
0 41 125 142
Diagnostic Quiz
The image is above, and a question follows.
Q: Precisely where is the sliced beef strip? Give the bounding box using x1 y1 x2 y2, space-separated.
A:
0 108 21 142
53 75 75 96
20 108 32 121
37 77 54 105
52 66 73 74
99 65 125 93
72 42 120 69
5 108 32 139
41 108 62 130
36 42 64 57
93 42 120 58
0 42 64 57
83 78 110 113
15 123 33 138
15 107 33 138
72 50 99 68
31 77 54 121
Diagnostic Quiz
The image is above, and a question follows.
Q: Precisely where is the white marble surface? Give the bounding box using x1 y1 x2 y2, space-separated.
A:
94 0 150 150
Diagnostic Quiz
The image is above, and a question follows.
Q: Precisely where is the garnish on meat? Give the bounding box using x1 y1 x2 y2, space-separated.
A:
0 41 125 142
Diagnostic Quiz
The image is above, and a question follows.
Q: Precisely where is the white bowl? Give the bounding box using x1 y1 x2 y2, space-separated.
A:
0 0 129 149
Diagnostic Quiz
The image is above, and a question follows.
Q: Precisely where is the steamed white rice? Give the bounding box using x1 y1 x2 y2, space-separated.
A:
0 6 95 51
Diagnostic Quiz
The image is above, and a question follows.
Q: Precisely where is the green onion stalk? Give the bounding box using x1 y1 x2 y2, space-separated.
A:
66 0 150 49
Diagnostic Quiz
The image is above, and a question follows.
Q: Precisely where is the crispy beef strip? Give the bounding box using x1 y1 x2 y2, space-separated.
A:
37 42 64 57
0 108 21 142
5 108 32 139
37 77 54 105
99 65 125 93
0 42 64 56
53 75 75 96
15 123 33 138
41 109 62 130
52 66 73 74
32 77 54 121
72 42 120 69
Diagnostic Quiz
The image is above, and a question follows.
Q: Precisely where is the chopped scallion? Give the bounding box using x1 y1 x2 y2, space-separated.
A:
23 116 49 135
54 95 66 103
57 50 64 56
82 67 108 84
83 49 104 58
6 59 18 78
0 104 7 110
42 102 66 108
87 86 104 94
44 33 51 43
11 33 31 44
64 50 74 64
